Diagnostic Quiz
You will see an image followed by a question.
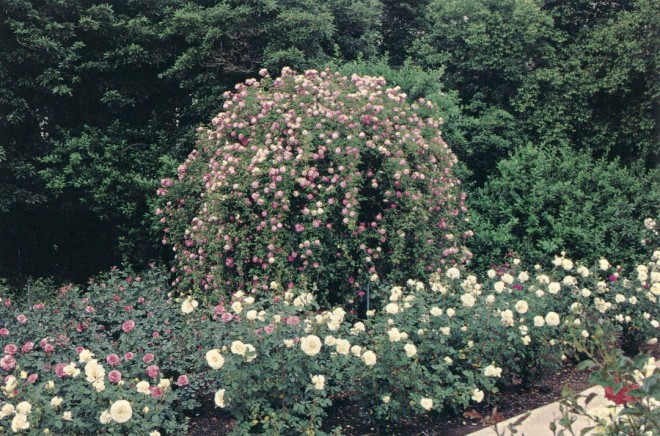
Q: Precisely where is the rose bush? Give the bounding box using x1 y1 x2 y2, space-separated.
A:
0 249 657 433
158 68 472 305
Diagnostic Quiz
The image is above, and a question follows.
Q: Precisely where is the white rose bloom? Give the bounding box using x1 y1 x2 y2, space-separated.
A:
537 274 550 285
430 307 442 316
181 297 198 314
231 341 247 356
136 381 151 394
518 272 530 282
99 410 112 424
16 402 31 415
472 389 485 403
311 375 325 390
50 397 63 408
110 400 132 424
446 267 461 279
515 300 529 314
231 301 242 314
62 411 73 421
214 389 226 408
79 349 94 363
548 282 561 294
335 339 351 355
444 356 453 365
501 274 514 285
11 413 30 432
2 403 15 416
545 312 560 326
615 294 626 303
388 328 402 342
562 275 577 286
420 398 433 411
651 320 659 328
283 339 295 348
324 335 337 346
460 293 476 308
577 266 590 278
440 327 451 336
494 281 505 293
500 310 515 327
562 259 574 271
487 269 497 279
581 288 592 298
552 256 563 267
350 345 362 356
599 258 611 270
84 360 106 383
650 282 660 296
629 296 637 305
390 286 403 301
244 296 255 305
244 344 257 362
404 343 417 358
300 335 322 356
246 310 258 321
382 395 391 404
486 294 496 304
522 335 531 345
384 303 399 314
533 316 545 327
361 350 377 366
350 322 366 335
206 349 225 369
446 308 455 317
484 364 502 377
535 290 545 298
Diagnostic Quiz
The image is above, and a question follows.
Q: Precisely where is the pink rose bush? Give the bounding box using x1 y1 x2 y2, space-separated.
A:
159 68 472 304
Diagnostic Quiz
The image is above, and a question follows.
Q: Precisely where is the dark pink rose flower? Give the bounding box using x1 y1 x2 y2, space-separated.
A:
149 386 164 398
3 344 17 355
27 373 38 383
20 342 34 353
124 352 134 361
143 353 155 364
0 328 8 336
0 355 16 371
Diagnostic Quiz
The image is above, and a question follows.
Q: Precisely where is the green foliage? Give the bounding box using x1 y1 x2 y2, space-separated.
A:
467 144 660 272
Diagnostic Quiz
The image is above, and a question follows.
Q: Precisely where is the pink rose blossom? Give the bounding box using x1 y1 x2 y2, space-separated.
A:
27 373 38 383
85 306 94 313
108 370 122 383
0 328 8 336
16 314 26 324
4 344 17 355
106 354 120 366
0 355 16 371
124 352 134 361
54 363 67 378
143 353 155 364
146 365 159 379
76 346 84 353
176 375 189 387
221 312 233 323
44 344 55 353
4 299 11 307
149 386 164 398
20 342 33 353
122 320 135 333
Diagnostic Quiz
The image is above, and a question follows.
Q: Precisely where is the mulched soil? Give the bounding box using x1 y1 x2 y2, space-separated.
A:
187 362 592 436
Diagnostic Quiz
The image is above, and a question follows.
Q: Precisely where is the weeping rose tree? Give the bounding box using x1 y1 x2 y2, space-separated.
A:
158 68 472 305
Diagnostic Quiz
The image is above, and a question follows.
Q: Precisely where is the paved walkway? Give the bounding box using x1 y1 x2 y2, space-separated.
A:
468 384 613 435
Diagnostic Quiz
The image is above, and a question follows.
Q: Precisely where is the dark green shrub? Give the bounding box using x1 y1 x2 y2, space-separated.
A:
467 144 659 271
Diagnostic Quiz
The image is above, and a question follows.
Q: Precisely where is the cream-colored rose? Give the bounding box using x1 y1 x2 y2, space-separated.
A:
231 301 242 314
214 389 226 408
446 267 460 279
472 389 484 403
300 335 322 356
99 410 112 424
335 339 350 355
62 411 72 421
50 397 63 408
484 364 502 377
311 375 325 390
430 307 442 316
404 343 417 358
16 402 31 415
136 381 150 394
420 397 433 411
206 349 225 369
361 350 377 366
460 293 476 308
515 300 528 314
533 316 545 327
11 413 30 432
181 297 198 314
231 340 247 356
545 312 560 326
110 400 132 423
246 310 258 321
79 349 94 363
384 303 399 314
244 344 257 362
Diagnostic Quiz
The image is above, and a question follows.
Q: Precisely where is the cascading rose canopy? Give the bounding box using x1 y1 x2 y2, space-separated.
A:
158 67 472 303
